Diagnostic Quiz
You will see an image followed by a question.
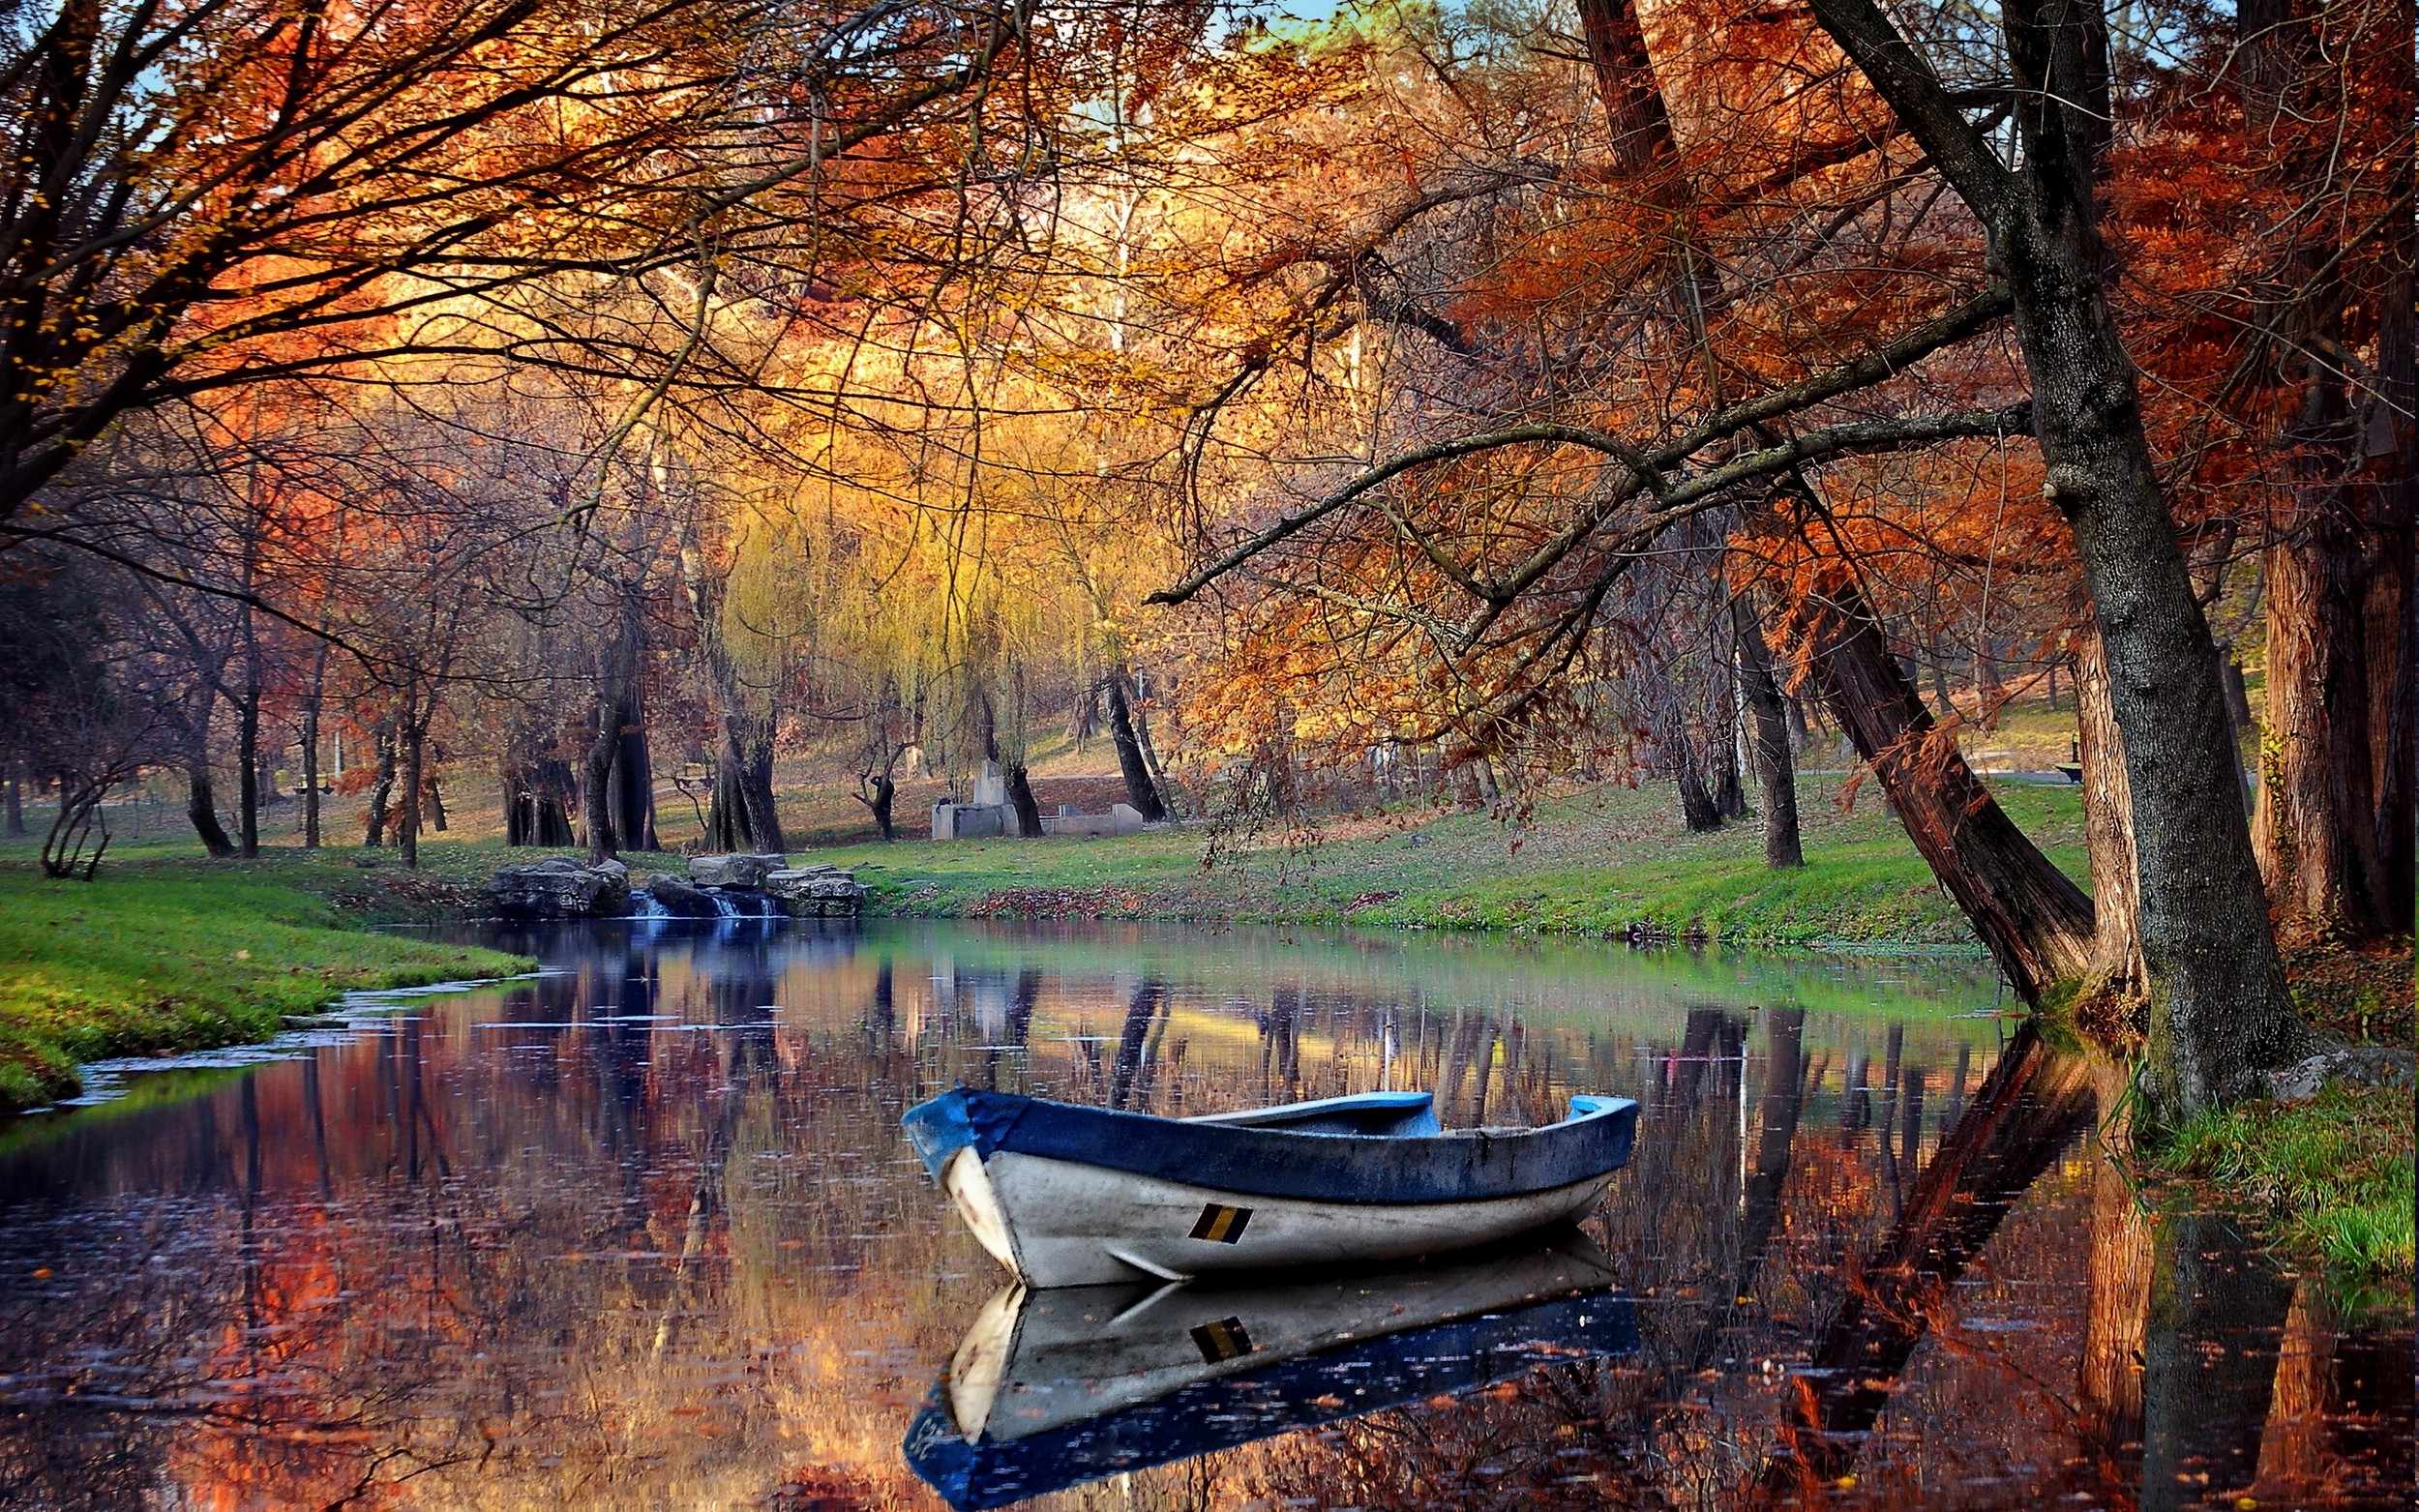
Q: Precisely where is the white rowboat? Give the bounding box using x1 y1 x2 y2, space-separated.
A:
901 1086 1639 1288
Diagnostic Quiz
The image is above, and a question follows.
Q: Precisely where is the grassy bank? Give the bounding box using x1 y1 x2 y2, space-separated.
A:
0 860 531 1113
2165 1086 2416 1283
833 772 2089 946
2150 940 2417 1285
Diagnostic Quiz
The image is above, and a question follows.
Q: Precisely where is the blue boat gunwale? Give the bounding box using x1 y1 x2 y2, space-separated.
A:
902 1086 1638 1206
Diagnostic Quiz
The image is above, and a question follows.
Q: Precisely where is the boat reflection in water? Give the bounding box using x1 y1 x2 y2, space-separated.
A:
903 1236 1638 1509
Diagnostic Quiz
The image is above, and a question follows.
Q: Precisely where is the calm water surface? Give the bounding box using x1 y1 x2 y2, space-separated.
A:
0 921 2406 1509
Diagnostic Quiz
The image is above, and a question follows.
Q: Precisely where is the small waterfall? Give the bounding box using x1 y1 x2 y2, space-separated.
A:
629 890 671 921
710 890 743 920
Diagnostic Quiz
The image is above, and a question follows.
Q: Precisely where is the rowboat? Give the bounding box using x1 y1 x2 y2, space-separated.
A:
902 1237 1638 1509
901 1086 1638 1288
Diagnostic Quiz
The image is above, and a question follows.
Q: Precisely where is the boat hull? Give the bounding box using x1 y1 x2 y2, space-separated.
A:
944 1145 1622 1287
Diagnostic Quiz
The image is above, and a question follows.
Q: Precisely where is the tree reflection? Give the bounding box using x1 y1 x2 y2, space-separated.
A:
0 924 2404 1511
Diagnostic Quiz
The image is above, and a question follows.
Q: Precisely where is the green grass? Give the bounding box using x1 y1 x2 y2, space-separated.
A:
0 769 2082 1114
0 859 532 1113
825 772 2088 948
2163 1086 2417 1280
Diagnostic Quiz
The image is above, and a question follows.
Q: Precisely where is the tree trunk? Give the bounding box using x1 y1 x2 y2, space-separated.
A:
1674 741 1721 832
1575 0 1678 174
187 753 235 858
363 721 396 847
2361 247 2415 934
582 699 618 864
2075 624 2145 994
2256 518 2388 937
1783 562 2096 998
866 773 896 841
1734 595 1805 868
1806 0 2308 1112
2217 643 2256 813
1713 729 1747 819
1005 762 1043 838
1103 668 1168 821
299 646 325 850
236 683 259 859
707 727 786 854
398 715 423 870
2254 374 2391 938
611 703 655 855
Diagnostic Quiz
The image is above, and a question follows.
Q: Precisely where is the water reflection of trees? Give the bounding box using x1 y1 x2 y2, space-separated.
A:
0 924 2405 1510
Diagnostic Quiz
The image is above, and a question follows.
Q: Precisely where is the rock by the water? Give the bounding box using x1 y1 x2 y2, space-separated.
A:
645 874 721 918
486 856 632 919
765 868 864 916
2264 1045 2416 1104
689 852 787 889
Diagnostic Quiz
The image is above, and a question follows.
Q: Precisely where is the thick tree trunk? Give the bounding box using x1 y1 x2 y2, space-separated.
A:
865 773 896 841
1806 0 2308 1112
1674 742 1721 832
1005 762 1043 838
706 728 786 855
610 708 655 855
1575 0 1677 174
1103 668 1167 821
2255 404 2390 938
1784 564 2096 998
187 755 235 859
2075 625 2146 994
2361 248 2415 934
1714 732 1747 819
1734 595 1805 868
582 701 618 864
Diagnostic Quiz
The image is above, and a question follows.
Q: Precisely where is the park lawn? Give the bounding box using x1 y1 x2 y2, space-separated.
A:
830 771 2090 947
0 859 531 1113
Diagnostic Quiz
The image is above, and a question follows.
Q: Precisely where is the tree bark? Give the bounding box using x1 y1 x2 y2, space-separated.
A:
2361 226 2415 934
705 727 785 854
1674 741 1721 832
610 703 655 855
398 711 423 870
235 666 260 859
299 644 326 850
363 720 396 847
2075 624 2145 994
1806 0 2308 1112
1783 562 2096 998
1734 594 1805 868
1103 667 1167 821
2255 507 2388 936
864 773 896 841
187 754 235 859
1575 0 1677 174
582 701 618 864
1005 762 1043 838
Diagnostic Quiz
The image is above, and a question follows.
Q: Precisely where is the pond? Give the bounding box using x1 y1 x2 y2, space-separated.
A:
0 920 2406 1509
